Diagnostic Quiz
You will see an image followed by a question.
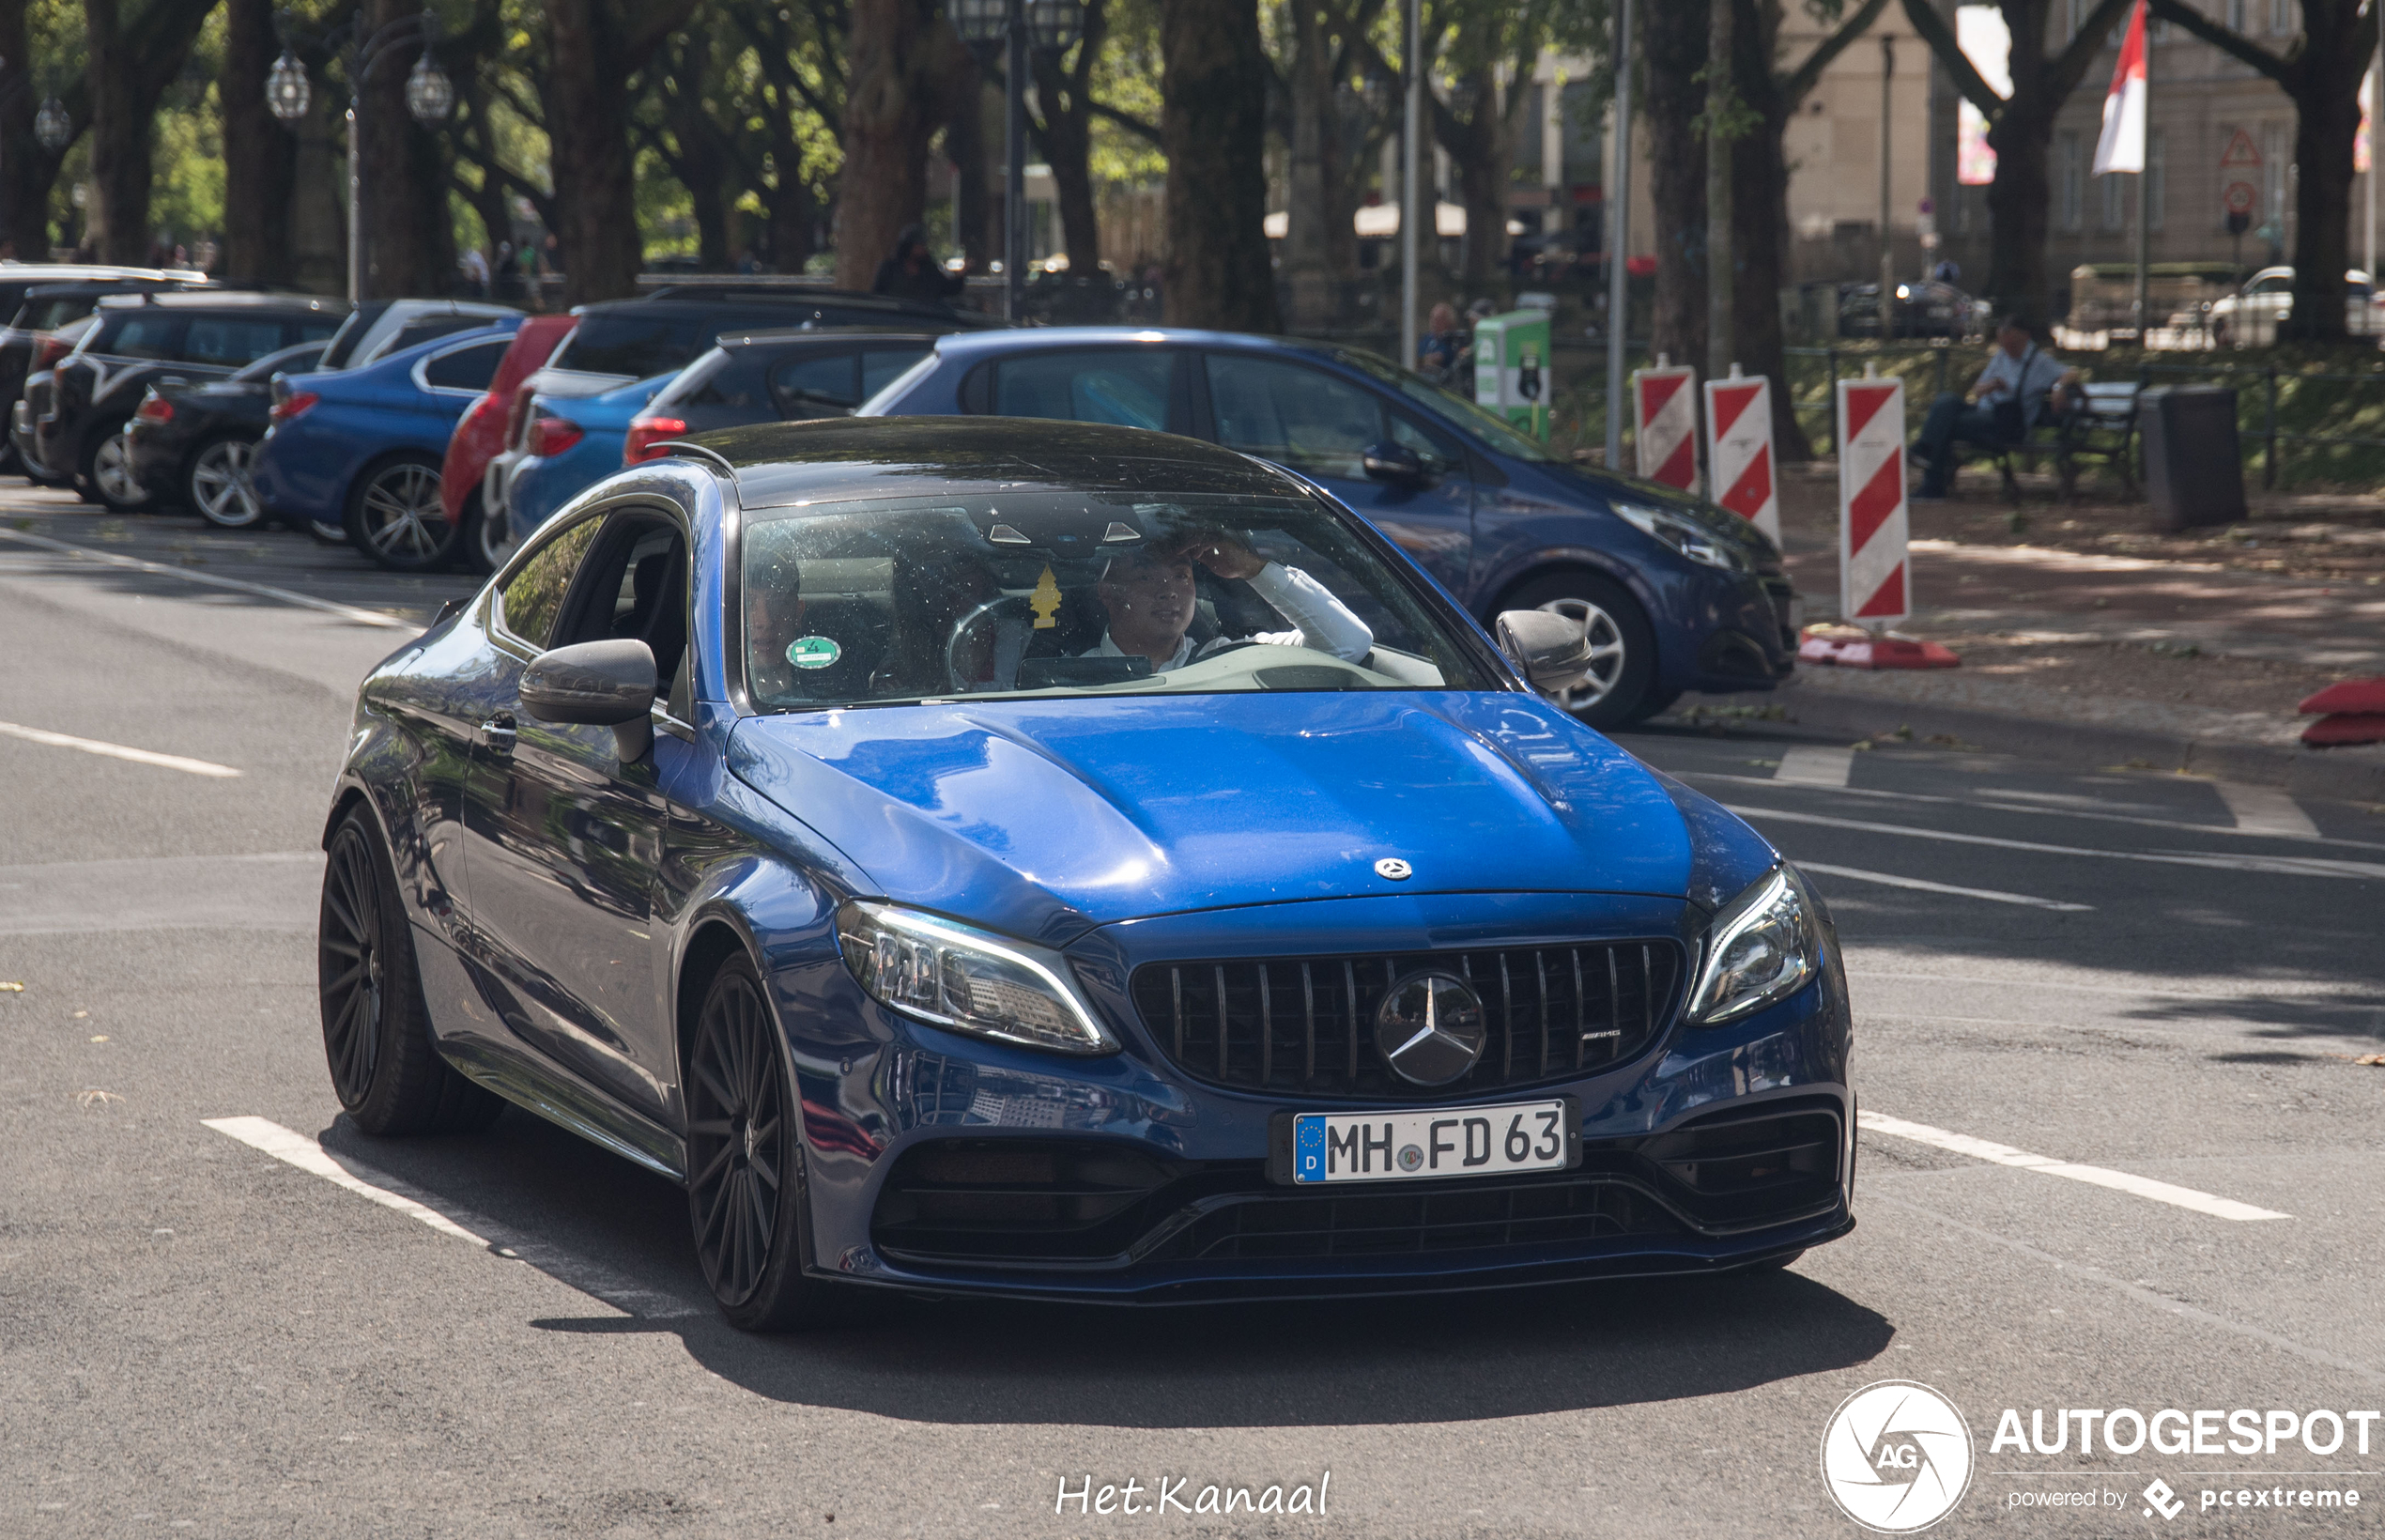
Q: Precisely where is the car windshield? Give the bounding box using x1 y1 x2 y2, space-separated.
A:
1333 346 1559 463
740 489 1496 710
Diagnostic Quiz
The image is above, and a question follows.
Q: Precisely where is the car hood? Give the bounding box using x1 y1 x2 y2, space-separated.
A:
727 691 1696 944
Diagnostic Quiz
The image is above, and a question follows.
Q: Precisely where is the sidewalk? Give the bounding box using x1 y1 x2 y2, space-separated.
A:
1679 465 2385 804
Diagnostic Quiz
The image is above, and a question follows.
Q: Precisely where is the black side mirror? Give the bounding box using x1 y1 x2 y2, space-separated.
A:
1361 440 1425 484
1495 608 1592 691
521 638 658 762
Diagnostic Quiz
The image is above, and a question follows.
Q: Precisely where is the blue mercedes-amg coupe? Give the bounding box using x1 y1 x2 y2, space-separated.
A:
317 417 1854 1330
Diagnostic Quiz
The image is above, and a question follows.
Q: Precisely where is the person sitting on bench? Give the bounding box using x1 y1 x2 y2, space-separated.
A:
1911 315 2080 499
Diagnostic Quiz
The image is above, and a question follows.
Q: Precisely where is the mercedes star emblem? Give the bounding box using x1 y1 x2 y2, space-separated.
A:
1374 857 1412 881
1374 970 1486 1086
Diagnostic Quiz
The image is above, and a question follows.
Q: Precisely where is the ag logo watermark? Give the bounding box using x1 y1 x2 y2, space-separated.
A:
1821 1380 1977 1532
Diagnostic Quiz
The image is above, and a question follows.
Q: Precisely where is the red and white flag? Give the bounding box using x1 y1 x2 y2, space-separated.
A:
2092 0 2146 176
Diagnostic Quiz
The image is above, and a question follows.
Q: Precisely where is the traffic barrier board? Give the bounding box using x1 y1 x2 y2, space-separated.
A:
1837 375 1909 628
1703 371 1778 543
1632 363 1699 491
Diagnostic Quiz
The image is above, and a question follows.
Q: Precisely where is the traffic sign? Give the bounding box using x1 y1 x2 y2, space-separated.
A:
2223 180 2257 216
2220 128 2261 167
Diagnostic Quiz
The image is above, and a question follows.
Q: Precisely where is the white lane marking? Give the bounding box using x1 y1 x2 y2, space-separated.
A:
1846 968 2354 1004
206 1116 486 1242
0 525 414 629
1857 1111 2290 1221
1795 860 2093 911
0 718 241 778
1867 1194 2382 1387
1774 746 1853 787
1726 803 2385 881
204 1116 704 1318
1680 770 2385 852
2212 779 2320 840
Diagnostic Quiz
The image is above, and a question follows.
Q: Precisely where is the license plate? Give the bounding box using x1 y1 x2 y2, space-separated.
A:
1287 1099 1575 1185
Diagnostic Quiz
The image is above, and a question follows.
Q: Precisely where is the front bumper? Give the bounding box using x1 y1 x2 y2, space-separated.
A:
775 892 1855 1302
1677 566 1799 696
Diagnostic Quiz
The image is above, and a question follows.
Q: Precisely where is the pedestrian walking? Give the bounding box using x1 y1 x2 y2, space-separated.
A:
872 225 965 305
1909 314 2081 500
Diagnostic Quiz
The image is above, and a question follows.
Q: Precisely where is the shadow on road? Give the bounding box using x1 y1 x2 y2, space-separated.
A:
321 1107 1894 1429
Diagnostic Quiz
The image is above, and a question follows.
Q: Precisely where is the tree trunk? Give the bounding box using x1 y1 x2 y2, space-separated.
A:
944 75 992 272
1981 111 2052 325
1030 52 1100 274
1705 0 1735 382
1160 0 1279 331
1283 0 1333 327
834 0 944 290
1450 69 1506 288
218 0 297 285
659 31 733 271
541 0 696 302
353 0 452 297
0 0 67 257
2278 5 2368 341
1642 0 1710 369
86 0 152 264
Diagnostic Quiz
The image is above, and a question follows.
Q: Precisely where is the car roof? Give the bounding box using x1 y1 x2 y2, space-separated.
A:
921 326 1337 362
696 416 1302 508
716 327 948 348
23 278 209 297
95 290 346 314
0 263 195 281
579 291 1001 328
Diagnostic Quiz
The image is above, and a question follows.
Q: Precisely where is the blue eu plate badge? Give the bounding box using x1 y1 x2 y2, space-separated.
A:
1294 1116 1329 1182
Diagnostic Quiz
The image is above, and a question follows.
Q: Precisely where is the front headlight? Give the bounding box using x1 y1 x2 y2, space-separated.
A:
1685 865 1822 1025
835 900 1116 1055
1611 499 1755 571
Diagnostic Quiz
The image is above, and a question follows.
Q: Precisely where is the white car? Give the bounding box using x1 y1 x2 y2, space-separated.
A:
2209 267 2383 345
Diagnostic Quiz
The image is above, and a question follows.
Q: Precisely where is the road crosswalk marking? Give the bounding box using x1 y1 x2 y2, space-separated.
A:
1775 746 1854 787
1858 1111 2290 1221
2211 780 2320 839
1796 860 2093 911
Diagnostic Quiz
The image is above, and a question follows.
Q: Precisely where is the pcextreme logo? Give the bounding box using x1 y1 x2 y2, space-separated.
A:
1821 1380 1977 1533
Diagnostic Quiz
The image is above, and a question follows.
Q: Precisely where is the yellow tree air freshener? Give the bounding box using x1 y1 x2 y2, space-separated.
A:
1028 565 1062 629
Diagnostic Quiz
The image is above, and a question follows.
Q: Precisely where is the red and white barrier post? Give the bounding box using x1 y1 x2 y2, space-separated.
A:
1803 366 1959 670
1631 358 1700 492
1702 365 1778 544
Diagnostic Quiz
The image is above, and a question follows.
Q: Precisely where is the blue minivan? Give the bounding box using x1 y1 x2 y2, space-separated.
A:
861 329 1795 727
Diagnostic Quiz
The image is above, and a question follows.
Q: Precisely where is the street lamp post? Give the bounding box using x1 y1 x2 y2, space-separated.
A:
946 0 1083 321
267 9 453 304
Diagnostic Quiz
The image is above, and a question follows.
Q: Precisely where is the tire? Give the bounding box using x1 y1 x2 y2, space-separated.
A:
346 453 460 572
80 425 150 513
185 435 267 530
1503 570 1657 732
461 487 517 575
685 953 847 1331
318 808 504 1136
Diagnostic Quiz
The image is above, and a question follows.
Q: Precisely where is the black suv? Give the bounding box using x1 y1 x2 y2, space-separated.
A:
0 270 212 472
36 290 347 510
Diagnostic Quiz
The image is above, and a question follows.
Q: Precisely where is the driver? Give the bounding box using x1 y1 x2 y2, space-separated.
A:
1083 531 1373 672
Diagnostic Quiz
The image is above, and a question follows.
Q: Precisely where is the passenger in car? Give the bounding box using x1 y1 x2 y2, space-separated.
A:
1082 532 1373 672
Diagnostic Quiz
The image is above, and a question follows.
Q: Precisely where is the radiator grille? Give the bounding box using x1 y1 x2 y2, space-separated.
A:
1128 942 1681 1100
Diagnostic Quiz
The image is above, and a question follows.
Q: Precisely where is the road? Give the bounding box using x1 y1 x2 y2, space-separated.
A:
4 496 2381 1538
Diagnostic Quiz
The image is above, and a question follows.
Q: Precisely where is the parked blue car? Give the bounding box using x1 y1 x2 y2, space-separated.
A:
862 329 1796 728
503 371 666 535
252 319 522 571
317 417 1854 1328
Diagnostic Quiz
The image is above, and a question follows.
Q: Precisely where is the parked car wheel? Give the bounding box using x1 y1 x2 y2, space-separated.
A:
346 453 460 572
318 808 504 1135
82 425 151 513
185 436 267 530
685 953 845 1332
1506 570 1658 731
461 489 518 575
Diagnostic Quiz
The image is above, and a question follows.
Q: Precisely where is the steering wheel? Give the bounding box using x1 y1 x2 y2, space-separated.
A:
945 593 1033 691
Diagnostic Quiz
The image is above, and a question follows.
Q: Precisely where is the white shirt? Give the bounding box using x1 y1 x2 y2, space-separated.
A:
1974 344 2067 428
1085 561 1374 672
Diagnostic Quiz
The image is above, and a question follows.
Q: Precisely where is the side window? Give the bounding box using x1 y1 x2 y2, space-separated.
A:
1389 411 1466 478
860 346 930 401
1204 354 1386 479
552 515 690 688
770 352 862 419
423 339 510 392
293 320 342 346
108 315 185 360
498 517 603 650
183 317 288 367
991 348 1174 429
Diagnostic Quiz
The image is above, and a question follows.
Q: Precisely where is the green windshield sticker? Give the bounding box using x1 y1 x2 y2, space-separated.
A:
787 636 841 670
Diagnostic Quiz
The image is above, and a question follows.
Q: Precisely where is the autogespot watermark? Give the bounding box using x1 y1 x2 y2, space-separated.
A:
1053 1471 1331 1517
1821 1386 2377 1530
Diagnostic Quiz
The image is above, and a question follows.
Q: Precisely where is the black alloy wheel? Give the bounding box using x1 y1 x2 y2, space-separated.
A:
685 955 837 1330
318 810 503 1135
186 436 266 530
80 424 150 513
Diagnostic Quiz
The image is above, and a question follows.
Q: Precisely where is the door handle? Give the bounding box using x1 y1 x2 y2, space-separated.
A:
479 711 516 752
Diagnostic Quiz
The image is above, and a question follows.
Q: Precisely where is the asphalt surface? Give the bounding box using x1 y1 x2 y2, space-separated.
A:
4 496 2382 1538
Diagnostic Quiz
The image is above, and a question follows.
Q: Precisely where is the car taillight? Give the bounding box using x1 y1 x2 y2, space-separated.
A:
133 394 174 424
528 415 583 457
31 333 69 370
623 415 687 465
269 391 320 423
